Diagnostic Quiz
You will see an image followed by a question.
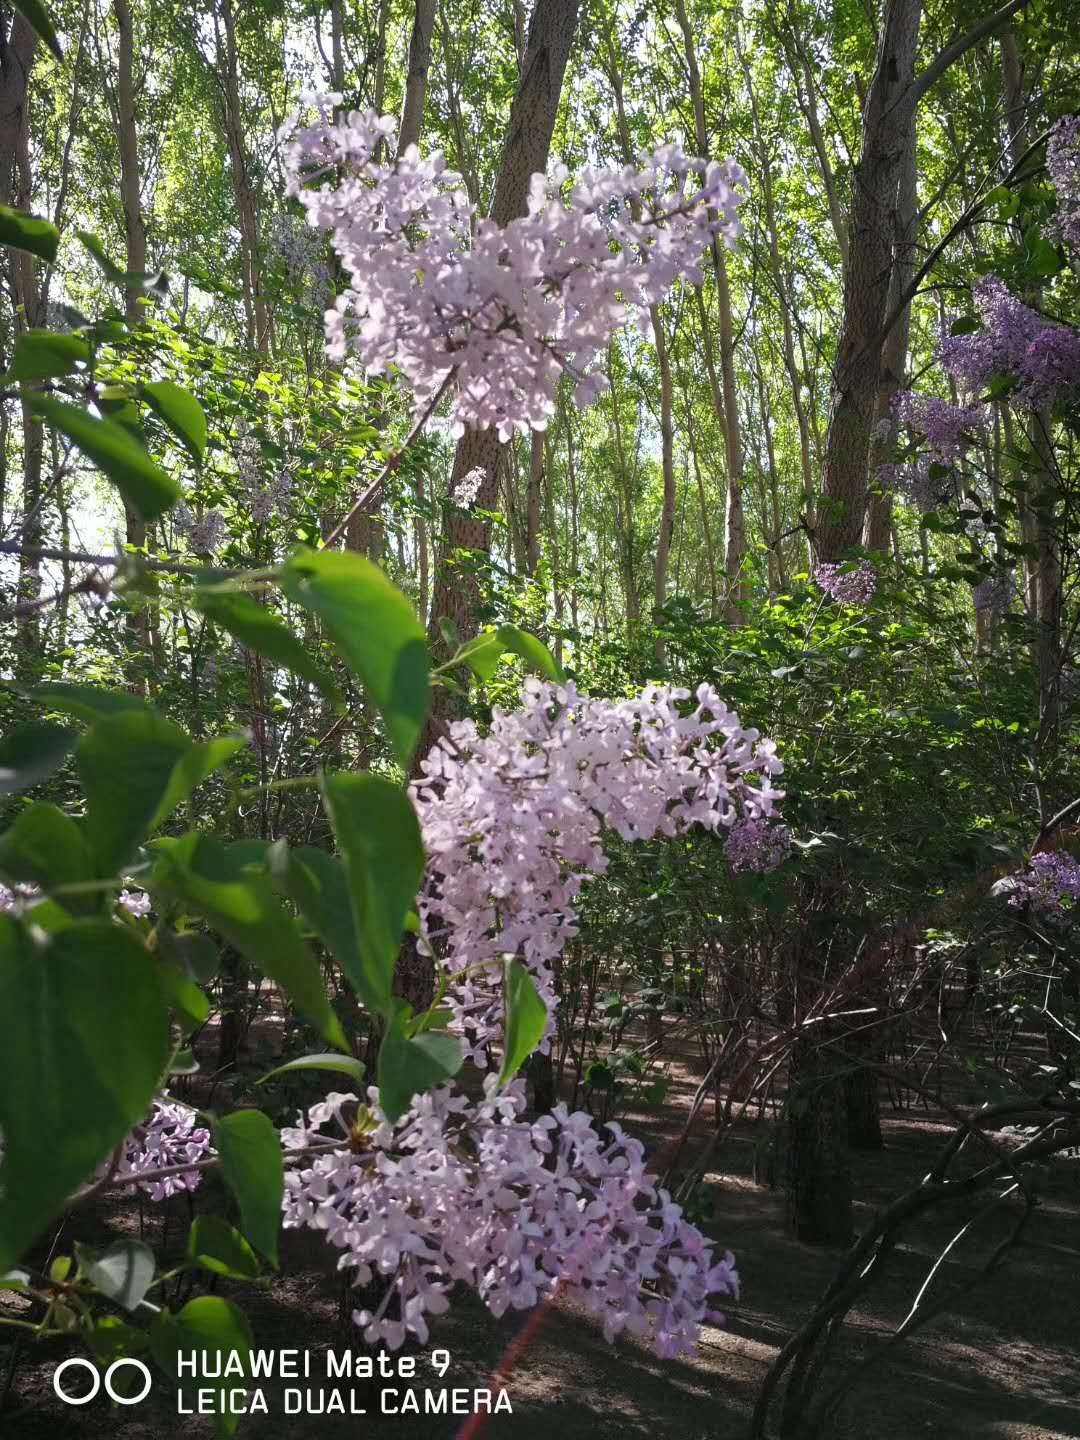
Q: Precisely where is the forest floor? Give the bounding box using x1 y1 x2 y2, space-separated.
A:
3 1021 1080 1440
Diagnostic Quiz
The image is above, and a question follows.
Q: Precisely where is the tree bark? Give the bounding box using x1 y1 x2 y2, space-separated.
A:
816 0 922 562
398 0 436 153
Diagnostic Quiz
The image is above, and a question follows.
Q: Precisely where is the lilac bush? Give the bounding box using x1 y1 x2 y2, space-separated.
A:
939 276 1080 408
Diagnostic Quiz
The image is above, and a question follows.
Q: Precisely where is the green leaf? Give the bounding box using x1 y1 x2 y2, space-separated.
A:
267 842 356 970
2 329 90 384
499 958 548 1086
194 589 341 703
0 802 95 909
149 1298 253 1440
157 962 210 1025
0 917 169 1271
321 773 425 1016
212 1110 283 1266
77 1239 156 1312
27 681 149 724
377 1008 463 1123
76 231 164 291
141 380 207 463
0 204 58 262
0 720 74 796
151 834 345 1050
449 627 505 682
256 1051 365 1087
77 711 191 874
13 1 62 59
26 394 179 521
151 733 248 832
186 1216 260 1280
949 316 980 337
281 549 429 766
156 929 219 984
496 623 564 680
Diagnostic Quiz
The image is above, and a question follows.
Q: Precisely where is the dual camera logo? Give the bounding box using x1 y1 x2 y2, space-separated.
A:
53 1357 152 1406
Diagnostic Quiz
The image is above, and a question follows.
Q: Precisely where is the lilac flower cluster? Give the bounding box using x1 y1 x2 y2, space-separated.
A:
724 817 793 875
971 574 1014 616
110 1095 213 1201
236 428 294 523
451 466 484 508
939 276 1080 409
411 680 785 1065
1047 115 1080 254
811 560 876 605
281 1079 739 1357
1007 851 1080 918
876 457 956 514
285 103 744 440
118 888 151 917
892 391 987 461
174 502 228 555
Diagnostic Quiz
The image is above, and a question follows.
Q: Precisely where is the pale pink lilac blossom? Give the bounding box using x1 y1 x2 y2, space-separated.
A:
110 1096 213 1201
281 1077 739 1358
285 103 744 440
724 817 793 875
410 679 785 1066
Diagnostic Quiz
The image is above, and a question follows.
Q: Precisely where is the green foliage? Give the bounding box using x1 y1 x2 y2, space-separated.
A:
0 918 170 1271
211 1110 284 1267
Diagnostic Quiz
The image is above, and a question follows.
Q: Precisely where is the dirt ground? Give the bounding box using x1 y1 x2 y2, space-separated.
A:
3 1040 1080 1440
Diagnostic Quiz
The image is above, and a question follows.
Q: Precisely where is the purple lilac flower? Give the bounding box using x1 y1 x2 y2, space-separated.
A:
724 818 793 875
892 392 987 461
1007 851 1080 918
113 1096 214 1201
939 276 1080 408
1047 115 1080 254
812 560 876 605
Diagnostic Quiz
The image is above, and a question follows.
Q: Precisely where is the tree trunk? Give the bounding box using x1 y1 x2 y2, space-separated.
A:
671 0 745 620
864 108 918 551
113 0 151 656
525 427 543 575
816 0 922 562
398 0 436 153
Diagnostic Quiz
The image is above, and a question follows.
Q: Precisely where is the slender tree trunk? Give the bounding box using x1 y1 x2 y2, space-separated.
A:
398 0 436 152
816 0 922 562
525 427 543 575
671 0 745 620
865 108 918 551
0 14 41 656
217 0 269 355
113 0 151 656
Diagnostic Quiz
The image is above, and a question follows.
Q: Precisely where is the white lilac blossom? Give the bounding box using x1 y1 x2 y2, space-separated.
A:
876 457 956 514
285 103 744 440
811 561 876 606
117 888 152 917
411 679 786 1066
237 432 294 523
110 1095 213 1201
175 502 228 555
281 1078 739 1358
1007 851 1080 918
724 817 793 875
451 466 484 508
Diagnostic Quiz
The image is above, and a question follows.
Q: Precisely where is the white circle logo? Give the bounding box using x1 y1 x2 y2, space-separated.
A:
53 1356 152 1406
